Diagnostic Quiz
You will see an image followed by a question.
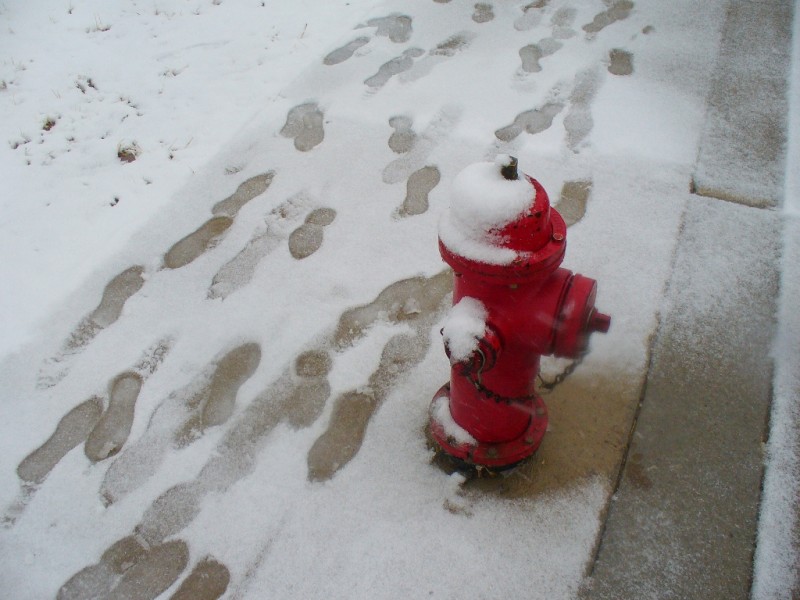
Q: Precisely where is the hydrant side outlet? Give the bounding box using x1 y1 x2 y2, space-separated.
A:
429 156 611 470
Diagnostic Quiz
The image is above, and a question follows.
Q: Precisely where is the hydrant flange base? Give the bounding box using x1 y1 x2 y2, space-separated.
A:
429 384 548 469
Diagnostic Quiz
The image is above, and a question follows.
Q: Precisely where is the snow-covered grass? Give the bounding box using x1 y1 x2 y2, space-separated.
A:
0 0 797 598
0 0 377 357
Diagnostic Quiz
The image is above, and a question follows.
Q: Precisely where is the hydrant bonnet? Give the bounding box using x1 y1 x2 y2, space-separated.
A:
438 155 566 284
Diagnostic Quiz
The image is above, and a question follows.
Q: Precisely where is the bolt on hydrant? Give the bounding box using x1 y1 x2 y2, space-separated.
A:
429 155 610 470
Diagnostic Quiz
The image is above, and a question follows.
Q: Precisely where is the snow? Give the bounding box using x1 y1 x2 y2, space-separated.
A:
438 159 534 264
431 395 477 446
0 0 377 357
753 218 800 599
0 0 797 598
751 3 800 596
441 296 487 362
785 0 800 219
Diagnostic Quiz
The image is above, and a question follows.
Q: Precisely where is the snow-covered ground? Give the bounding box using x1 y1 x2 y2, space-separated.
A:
0 0 797 598
752 5 800 597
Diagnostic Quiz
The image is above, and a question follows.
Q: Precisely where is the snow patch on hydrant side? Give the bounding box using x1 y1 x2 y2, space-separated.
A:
438 160 533 265
431 396 478 446
441 297 488 361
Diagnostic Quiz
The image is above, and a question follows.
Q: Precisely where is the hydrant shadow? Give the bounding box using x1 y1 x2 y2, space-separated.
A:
432 367 643 501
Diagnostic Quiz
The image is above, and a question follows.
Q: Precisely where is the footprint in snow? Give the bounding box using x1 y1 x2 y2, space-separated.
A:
164 216 233 270
472 3 494 23
212 171 275 218
89 267 147 329
37 265 146 389
551 6 577 39
608 48 634 76
555 180 592 227
57 537 189 600
582 0 634 35
356 13 413 43
280 102 325 151
99 342 259 505
101 341 328 509
306 333 431 483
38 172 272 388
84 371 143 462
5 339 170 526
165 171 275 269
323 36 370 65
397 165 441 218
209 192 311 299
564 67 600 152
499 68 600 149
138 273 448 532
515 0 551 32
364 48 425 90
171 557 230 600
495 100 564 142
322 13 413 66
388 115 416 154
175 342 262 447
519 38 563 73
515 8 578 81
288 207 337 260
63 271 453 593
282 350 333 428
308 270 452 481
381 119 439 219
16 397 104 486
89 349 334 580
382 105 460 184
306 389 378 482
399 32 476 84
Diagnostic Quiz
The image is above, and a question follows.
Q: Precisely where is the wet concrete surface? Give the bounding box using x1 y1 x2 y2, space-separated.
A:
452 370 645 501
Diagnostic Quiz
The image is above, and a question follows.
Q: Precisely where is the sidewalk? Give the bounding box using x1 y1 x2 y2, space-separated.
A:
584 1 797 597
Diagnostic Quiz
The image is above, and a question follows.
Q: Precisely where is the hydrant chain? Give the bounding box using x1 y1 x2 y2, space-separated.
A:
467 373 540 405
474 347 487 385
537 351 587 394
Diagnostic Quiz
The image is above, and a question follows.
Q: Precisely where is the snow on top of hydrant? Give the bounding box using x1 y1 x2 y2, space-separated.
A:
442 297 488 362
438 158 534 265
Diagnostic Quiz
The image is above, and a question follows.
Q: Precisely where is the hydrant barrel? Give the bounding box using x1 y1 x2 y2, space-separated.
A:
429 155 610 470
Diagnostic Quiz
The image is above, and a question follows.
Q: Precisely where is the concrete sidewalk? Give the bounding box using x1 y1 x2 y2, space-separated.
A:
584 1 797 597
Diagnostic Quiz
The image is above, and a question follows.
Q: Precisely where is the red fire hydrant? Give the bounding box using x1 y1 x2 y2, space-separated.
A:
429 156 610 470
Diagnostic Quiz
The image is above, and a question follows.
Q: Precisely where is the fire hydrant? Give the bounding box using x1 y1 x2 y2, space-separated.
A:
429 156 610 470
